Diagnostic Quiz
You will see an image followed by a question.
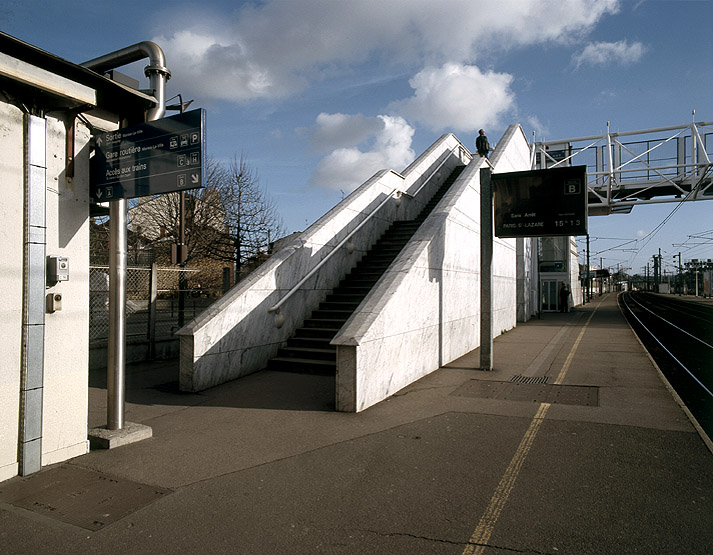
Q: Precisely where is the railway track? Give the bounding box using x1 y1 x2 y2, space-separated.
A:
619 291 713 440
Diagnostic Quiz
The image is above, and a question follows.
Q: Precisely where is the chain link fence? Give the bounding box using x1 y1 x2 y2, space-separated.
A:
90 265 222 349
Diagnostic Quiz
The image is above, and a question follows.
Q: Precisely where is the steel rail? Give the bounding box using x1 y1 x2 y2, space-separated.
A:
638 294 713 322
628 293 713 348
621 293 713 398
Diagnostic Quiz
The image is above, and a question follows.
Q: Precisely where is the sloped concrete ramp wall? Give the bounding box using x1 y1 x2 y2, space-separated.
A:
333 125 532 412
178 134 470 392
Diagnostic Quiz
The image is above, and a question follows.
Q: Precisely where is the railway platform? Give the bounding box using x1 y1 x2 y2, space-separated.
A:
1 293 712 554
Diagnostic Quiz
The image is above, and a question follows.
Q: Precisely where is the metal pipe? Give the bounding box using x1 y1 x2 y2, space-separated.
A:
82 41 170 121
605 121 614 204
107 198 127 430
82 42 169 430
20 114 47 473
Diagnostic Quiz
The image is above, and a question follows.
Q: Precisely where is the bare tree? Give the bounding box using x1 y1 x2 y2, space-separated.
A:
204 154 284 278
125 157 225 263
124 154 283 280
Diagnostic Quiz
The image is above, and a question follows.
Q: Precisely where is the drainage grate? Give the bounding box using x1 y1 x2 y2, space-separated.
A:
0 465 170 531
510 375 550 384
451 380 598 407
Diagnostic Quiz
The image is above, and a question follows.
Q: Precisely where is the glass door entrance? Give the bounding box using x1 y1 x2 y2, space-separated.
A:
541 280 559 312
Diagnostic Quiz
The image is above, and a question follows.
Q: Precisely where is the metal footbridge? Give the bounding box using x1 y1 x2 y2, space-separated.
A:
533 119 713 215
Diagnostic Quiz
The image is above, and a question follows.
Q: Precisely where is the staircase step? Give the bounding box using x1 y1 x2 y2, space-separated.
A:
277 346 336 360
332 285 372 295
325 292 365 301
319 301 361 311
303 318 348 329
268 357 336 375
289 336 334 349
346 268 385 276
312 309 354 320
264 165 465 377
294 327 340 339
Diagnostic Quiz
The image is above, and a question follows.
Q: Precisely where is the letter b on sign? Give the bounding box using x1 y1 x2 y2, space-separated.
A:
564 179 581 195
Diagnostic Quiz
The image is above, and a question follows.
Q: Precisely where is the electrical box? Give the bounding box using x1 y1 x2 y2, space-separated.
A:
47 292 62 313
47 256 69 284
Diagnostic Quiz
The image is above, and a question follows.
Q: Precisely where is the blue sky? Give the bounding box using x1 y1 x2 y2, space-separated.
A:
3 0 712 276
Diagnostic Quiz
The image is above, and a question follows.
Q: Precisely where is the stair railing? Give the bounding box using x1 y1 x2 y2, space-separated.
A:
403 144 471 199
267 143 470 326
267 190 400 326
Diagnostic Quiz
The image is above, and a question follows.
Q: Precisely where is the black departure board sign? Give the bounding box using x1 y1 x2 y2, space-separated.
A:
493 165 587 238
91 108 205 200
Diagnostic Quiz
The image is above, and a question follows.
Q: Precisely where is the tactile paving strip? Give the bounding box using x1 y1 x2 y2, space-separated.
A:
0 465 170 531
451 380 598 407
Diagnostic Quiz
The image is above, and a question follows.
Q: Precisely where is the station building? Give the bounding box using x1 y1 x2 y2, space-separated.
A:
0 32 155 480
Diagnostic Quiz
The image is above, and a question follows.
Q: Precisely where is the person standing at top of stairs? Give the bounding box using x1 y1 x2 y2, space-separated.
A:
476 129 493 158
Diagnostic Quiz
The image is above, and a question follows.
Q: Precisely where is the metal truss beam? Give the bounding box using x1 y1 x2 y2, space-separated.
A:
533 120 713 216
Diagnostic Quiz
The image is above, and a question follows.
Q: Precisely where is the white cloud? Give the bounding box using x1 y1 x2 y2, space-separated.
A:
308 115 415 192
527 116 549 140
153 0 620 103
572 40 647 68
388 63 515 133
308 113 385 153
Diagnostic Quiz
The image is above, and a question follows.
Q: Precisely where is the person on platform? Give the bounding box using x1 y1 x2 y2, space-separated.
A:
476 129 493 158
559 283 571 313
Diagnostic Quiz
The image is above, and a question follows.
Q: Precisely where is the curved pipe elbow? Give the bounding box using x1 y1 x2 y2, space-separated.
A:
81 41 170 121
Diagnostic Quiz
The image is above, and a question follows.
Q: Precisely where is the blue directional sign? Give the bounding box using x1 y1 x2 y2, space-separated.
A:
91 108 206 201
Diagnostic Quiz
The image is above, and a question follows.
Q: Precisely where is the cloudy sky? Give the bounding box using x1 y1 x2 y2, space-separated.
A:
3 0 712 274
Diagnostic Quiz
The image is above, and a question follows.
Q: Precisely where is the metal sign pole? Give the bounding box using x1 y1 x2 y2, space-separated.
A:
480 167 493 371
107 198 127 429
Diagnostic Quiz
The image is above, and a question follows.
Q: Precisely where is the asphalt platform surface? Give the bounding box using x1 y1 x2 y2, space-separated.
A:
1 293 711 554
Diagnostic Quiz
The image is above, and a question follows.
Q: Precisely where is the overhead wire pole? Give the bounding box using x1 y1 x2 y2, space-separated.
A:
586 234 591 302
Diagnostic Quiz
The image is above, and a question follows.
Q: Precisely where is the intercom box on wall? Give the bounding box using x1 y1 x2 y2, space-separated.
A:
47 256 69 284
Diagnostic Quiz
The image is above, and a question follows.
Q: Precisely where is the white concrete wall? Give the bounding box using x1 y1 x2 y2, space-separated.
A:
178 134 470 392
334 125 532 412
42 116 91 465
0 103 25 482
0 102 90 482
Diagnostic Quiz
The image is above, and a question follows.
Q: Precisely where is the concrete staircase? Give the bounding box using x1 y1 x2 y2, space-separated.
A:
267 165 466 374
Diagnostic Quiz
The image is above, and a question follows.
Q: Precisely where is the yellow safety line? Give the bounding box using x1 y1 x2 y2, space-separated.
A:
462 403 551 555
462 296 606 554
553 297 603 385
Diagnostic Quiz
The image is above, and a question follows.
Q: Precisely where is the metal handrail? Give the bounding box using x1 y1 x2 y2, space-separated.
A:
267 143 469 317
267 191 398 315
404 144 471 199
